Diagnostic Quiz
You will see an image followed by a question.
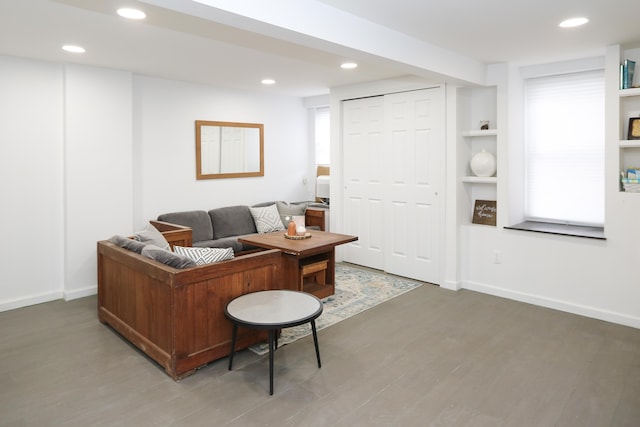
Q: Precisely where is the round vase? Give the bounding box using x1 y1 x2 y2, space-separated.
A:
470 149 496 177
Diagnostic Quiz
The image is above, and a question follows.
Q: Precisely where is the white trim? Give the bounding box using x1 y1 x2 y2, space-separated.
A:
463 280 640 329
520 56 605 79
0 291 63 313
441 280 462 291
64 285 97 301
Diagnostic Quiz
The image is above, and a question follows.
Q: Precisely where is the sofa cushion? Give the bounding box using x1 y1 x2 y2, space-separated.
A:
249 204 285 233
108 235 147 254
209 205 257 239
173 246 234 265
141 244 197 269
157 210 213 243
133 223 170 250
276 201 308 228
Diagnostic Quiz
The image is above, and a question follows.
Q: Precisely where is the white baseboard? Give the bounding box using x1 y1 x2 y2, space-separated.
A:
440 280 462 291
0 291 63 313
0 286 97 313
64 285 97 301
463 280 640 330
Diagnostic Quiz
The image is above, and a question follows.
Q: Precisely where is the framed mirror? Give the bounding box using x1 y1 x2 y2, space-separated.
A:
196 120 264 179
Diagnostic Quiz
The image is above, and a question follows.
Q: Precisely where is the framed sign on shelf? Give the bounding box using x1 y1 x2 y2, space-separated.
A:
628 117 640 140
472 200 497 226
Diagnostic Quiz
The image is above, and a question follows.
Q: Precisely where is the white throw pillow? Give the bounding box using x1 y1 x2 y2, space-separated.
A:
249 204 285 233
173 246 234 265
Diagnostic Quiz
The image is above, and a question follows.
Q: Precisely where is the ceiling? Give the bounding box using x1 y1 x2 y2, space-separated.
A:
1 0 639 98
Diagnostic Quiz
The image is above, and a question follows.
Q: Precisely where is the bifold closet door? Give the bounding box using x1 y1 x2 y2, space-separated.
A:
383 88 444 284
342 96 385 270
342 88 444 284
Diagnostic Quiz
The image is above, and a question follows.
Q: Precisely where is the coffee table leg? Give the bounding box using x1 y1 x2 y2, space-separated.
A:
311 320 321 368
228 323 237 370
268 329 275 395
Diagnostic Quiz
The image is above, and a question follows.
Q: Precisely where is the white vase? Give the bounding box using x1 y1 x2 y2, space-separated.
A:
470 149 496 177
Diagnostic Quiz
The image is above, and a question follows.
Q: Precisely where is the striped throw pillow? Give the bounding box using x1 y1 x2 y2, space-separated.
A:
173 246 234 265
249 204 285 233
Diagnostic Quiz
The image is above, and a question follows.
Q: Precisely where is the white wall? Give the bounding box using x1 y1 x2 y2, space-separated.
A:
0 56 65 309
460 56 640 329
63 64 134 300
133 76 312 229
0 56 311 311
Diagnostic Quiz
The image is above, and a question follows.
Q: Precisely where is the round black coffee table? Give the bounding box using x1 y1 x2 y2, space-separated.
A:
225 290 323 395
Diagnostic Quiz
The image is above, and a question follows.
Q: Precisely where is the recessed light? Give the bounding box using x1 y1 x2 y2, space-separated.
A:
559 17 589 28
261 79 276 85
341 62 358 69
117 8 146 20
62 45 85 53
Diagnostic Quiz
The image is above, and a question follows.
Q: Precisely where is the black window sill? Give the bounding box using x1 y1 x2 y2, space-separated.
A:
505 221 605 240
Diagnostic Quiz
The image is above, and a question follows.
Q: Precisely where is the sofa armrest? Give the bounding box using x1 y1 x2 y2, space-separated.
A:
150 220 193 248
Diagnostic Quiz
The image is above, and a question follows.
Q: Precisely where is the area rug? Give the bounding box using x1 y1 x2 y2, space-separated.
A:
248 263 423 355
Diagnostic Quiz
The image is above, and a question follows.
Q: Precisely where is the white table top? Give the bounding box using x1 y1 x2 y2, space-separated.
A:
225 290 322 328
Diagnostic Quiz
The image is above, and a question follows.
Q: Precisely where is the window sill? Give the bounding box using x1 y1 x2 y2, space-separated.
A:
504 221 605 240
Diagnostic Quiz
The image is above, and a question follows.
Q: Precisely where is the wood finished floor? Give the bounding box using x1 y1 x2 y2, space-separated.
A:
2 277 640 426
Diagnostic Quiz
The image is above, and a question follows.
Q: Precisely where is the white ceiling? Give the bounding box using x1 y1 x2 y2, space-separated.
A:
1 0 639 98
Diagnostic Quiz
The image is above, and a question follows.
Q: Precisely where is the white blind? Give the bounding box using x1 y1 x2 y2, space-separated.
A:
524 69 604 226
315 106 330 165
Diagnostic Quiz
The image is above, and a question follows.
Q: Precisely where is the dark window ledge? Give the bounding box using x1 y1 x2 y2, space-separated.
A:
505 221 605 240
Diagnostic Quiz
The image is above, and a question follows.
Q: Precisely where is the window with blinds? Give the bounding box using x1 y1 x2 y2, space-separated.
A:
524 69 605 226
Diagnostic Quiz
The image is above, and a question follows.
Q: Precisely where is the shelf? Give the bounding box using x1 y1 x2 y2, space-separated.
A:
461 176 497 184
619 141 640 148
461 129 498 137
619 87 640 98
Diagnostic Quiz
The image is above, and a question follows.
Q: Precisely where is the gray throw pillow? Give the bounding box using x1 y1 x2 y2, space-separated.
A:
133 223 170 251
141 245 197 269
276 201 308 228
108 235 147 254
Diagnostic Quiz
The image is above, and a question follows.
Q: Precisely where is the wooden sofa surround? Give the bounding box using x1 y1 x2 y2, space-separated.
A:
97 208 325 379
98 229 284 380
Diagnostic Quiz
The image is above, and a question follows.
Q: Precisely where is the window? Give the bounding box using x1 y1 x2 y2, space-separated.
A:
314 106 330 165
524 69 605 226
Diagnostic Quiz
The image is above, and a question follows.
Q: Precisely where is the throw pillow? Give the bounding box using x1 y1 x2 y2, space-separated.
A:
141 245 197 269
108 235 147 254
276 201 308 228
173 246 234 265
249 204 285 233
133 223 170 250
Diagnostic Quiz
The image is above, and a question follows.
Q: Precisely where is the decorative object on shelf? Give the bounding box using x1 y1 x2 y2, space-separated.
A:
621 59 636 89
472 200 497 226
480 120 490 130
470 149 497 177
628 117 640 140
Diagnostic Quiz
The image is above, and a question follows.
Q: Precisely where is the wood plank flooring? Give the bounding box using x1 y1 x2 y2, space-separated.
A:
1 274 640 426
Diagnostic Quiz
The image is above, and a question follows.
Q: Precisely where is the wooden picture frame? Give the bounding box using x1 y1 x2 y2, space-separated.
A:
629 117 640 140
472 200 497 226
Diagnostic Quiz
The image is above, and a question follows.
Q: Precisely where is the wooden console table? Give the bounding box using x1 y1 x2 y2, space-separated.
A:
238 231 357 298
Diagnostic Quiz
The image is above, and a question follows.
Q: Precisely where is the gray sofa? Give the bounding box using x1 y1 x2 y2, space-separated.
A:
152 201 324 253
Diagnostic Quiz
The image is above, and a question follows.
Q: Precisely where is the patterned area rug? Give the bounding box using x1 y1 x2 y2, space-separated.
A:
248 263 423 355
